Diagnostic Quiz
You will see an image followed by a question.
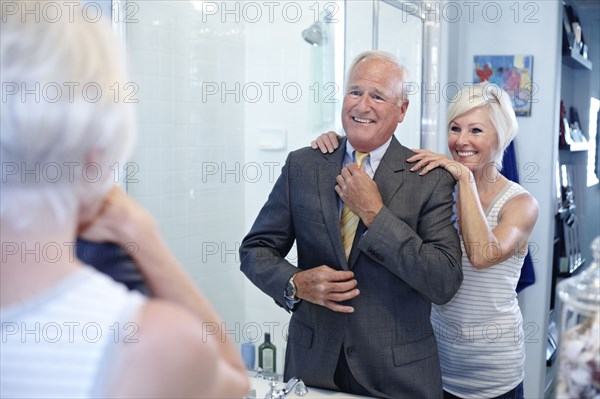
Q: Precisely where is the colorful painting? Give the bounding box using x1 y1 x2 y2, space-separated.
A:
474 55 534 117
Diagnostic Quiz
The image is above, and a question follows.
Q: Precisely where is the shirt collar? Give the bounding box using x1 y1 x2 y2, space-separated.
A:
345 136 393 173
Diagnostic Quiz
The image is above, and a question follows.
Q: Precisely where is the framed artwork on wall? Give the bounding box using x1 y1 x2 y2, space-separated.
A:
473 55 534 117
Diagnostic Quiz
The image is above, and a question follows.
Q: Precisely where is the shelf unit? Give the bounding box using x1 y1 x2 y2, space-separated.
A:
562 46 593 70
560 142 590 152
546 1 594 397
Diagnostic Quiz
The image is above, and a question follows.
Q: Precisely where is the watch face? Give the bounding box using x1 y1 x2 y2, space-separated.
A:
285 281 296 299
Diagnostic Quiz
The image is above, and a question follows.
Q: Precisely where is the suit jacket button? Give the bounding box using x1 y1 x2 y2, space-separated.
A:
346 346 355 356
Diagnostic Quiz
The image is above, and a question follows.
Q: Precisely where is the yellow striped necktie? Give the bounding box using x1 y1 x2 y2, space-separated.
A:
341 151 370 260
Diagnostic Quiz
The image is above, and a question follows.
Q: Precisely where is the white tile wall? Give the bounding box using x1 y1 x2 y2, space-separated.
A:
126 1 246 328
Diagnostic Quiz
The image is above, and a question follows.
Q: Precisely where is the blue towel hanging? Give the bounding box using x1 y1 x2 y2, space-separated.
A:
502 141 536 292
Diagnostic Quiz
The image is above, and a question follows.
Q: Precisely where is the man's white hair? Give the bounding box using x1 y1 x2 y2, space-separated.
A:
346 50 410 104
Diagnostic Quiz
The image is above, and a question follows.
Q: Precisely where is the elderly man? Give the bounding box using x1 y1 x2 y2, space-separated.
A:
240 51 462 398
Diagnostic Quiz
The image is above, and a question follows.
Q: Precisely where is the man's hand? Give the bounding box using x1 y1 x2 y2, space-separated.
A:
294 265 359 313
335 164 383 228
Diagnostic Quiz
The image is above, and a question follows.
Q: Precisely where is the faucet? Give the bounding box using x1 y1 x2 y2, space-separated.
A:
254 368 265 379
254 368 278 381
264 377 308 399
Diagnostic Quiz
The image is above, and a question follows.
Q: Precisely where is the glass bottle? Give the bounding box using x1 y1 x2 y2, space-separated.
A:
258 332 276 374
556 236 600 398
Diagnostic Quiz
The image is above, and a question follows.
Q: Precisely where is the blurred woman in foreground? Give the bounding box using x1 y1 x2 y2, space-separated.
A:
0 4 248 398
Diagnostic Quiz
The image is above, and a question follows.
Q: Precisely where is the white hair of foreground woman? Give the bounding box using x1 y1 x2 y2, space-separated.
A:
1 2 136 230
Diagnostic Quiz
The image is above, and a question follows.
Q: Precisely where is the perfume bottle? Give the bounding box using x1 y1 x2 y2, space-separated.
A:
556 236 600 398
258 332 276 374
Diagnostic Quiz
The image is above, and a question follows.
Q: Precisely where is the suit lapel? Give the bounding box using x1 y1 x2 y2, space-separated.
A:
318 139 348 270
373 137 408 206
347 137 408 267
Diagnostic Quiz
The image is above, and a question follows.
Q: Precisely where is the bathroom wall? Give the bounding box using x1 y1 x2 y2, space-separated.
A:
125 1 247 328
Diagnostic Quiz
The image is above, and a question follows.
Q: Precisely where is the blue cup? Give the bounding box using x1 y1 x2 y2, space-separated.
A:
241 342 255 370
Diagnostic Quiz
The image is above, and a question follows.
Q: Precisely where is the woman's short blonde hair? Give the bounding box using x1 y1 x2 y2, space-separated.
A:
1 2 135 229
446 83 518 167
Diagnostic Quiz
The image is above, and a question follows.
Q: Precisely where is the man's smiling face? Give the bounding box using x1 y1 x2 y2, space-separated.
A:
341 58 409 153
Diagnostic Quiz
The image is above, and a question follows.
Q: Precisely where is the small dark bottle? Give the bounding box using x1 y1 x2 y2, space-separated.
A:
258 332 276 374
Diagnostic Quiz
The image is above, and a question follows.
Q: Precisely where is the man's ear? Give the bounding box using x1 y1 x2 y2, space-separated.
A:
397 99 409 124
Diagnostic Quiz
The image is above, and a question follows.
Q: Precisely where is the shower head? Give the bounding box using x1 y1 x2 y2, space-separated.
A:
302 22 324 47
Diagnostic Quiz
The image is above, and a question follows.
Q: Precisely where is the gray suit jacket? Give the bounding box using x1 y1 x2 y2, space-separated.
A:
240 137 462 398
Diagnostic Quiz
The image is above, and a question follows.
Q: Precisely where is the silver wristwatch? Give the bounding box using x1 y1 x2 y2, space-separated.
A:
284 273 297 300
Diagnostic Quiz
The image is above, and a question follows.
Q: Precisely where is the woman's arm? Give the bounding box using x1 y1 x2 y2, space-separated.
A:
459 182 539 269
81 186 249 398
408 150 539 269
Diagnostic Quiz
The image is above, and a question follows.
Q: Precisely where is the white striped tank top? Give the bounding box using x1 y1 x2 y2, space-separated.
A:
1 266 146 398
431 181 528 398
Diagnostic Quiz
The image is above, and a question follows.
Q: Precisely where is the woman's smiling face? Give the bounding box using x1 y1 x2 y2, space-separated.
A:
448 106 500 171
